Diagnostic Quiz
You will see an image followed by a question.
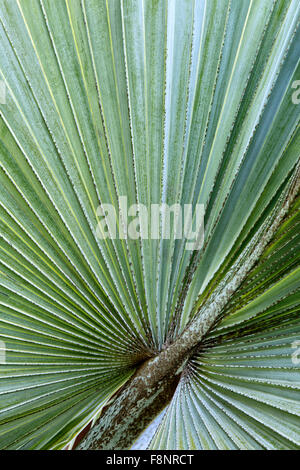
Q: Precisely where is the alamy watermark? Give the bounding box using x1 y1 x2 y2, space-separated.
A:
291 80 300 104
291 340 300 365
0 340 6 364
95 197 204 251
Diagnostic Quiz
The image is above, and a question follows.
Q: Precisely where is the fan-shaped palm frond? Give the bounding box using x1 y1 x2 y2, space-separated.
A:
0 0 299 450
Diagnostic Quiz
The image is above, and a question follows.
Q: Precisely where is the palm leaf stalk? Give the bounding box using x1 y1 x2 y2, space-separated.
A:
0 0 299 450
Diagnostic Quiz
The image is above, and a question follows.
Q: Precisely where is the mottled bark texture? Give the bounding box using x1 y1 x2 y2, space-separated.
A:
77 165 299 450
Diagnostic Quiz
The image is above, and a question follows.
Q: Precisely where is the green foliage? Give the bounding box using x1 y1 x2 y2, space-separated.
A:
0 0 299 449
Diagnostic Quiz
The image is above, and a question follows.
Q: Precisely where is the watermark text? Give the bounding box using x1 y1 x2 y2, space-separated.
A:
95 198 204 251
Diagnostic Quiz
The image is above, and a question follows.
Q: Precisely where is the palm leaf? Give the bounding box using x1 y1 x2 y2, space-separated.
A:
0 0 299 450
150 196 300 449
